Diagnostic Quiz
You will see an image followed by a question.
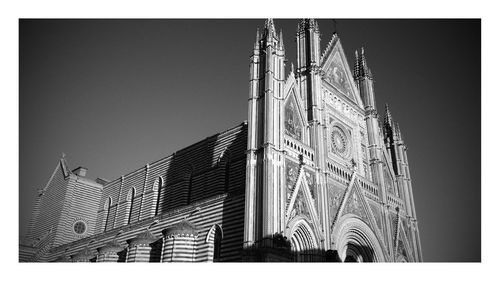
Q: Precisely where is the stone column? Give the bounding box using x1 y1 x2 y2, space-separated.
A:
161 220 198 262
71 247 96 262
97 240 124 262
126 230 157 262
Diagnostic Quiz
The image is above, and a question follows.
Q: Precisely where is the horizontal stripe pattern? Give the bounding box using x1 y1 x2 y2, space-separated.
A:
47 193 245 262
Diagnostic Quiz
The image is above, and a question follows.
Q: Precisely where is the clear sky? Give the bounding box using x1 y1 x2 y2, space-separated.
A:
19 19 480 262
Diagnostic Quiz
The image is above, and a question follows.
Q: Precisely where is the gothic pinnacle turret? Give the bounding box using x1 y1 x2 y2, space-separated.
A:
384 103 393 126
354 50 360 78
264 18 276 39
254 28 260 49
355 47 373 79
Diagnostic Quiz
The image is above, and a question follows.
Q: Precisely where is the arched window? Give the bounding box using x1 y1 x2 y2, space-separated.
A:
126 188 136 225
206 224 223 262
104 197 112 231
213 228 222 261
153 177 163 216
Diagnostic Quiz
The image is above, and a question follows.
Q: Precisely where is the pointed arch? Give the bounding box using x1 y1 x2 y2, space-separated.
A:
286 219 319 262
332 215 387 262
103 196 112 231
206 224 224 262
125 187 136 225
153 176 163 216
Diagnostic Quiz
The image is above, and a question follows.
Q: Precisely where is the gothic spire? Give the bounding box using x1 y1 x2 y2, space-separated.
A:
394 122 403 141
298 18 319 33
356 47 373 79
354 50 360 78
384 103 393 126
254 28 260 49
264 18 276 37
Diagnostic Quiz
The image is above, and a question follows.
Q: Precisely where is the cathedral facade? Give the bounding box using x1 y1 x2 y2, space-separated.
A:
20 19 423 262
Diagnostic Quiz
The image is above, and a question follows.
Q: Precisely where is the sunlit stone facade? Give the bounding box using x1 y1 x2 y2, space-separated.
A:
20 19 422 262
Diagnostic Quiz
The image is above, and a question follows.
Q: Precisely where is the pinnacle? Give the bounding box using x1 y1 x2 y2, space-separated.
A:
356 46 372 79
265 18 276 33
384 103 393 126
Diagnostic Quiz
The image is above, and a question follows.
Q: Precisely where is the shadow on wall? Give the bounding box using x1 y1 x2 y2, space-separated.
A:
240 233 377 262
155 124 248 262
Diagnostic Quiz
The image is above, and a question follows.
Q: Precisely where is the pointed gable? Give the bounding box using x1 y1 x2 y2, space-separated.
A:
341 184 370 223
286 173 322 231
284 85 306 142
290 188 311 221
339 181 384 245
326 184 345 225
285 158 301 206
320 35 364 108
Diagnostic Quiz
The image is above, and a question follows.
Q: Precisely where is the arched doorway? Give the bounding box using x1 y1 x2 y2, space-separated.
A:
286 218 319 262
332 215 387 262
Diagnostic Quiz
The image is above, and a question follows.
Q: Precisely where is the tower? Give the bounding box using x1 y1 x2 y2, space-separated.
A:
245 19 423 262
244 19 286 255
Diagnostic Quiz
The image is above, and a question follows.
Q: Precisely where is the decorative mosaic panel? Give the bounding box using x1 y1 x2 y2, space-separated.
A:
324 53 354 100
384 168 395 194
389 212 397 238
368 201 383 235
285 159 300 205
303 169 316 199
327 184 344 222
401 217 408 233
290 188 311 222
342 189 369 223
398 237 408 260
284 97 303 141
304 168 318 213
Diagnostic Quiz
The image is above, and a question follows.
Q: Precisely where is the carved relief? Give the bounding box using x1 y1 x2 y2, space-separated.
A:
284 98 303 141
327 184 344 221
304 169 316 200
384 169 395 194
397 237 408 260
389 212 397 238
285 159 300 205
330 125 351 159
324 54 354 99
290 188 311 221
369 202 383 235
342 189 369 222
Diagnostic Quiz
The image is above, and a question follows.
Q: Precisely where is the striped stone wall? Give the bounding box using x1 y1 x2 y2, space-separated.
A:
47 192 246 262
95 123 247 237
54 175 102 246
29 162 68 240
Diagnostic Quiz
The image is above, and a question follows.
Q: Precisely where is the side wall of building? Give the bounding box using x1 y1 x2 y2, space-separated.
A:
95 123 247 236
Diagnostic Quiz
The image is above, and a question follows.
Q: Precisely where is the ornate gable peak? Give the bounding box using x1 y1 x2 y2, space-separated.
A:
320 33 339 66
285 66 296 89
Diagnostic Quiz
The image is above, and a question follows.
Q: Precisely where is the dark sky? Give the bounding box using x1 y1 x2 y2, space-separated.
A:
19 19 480 262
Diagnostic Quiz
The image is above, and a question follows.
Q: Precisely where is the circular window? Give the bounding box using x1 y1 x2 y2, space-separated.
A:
73 221 87 235
331 126 350 158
